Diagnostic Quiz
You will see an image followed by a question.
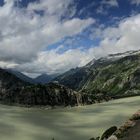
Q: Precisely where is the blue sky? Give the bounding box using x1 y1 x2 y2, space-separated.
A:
0 0 140 76
41 0 140 52
1 0 139 51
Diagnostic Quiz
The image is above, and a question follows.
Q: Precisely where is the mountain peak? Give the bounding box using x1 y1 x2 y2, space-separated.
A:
86 49 140 68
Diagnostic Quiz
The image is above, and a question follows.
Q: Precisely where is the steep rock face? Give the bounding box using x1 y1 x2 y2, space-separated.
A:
0 68 105 106
0 69 76 105
0 82 108 106
0 68 29 103
54 67 91 90
0 68 27 90
0 68 106 106
55 50 140 97
18 83 87 106
82 54 140 97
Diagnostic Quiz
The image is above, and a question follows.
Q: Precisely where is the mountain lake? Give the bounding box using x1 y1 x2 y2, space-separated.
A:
0 96 140 140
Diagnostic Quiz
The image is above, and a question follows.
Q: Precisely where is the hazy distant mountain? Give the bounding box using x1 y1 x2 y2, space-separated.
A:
6 69 35 84
34 74 58 84
6 69 58 84
0 68 28 90
54 50 140 97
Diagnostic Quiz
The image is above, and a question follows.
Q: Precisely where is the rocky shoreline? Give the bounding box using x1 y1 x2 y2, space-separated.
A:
115 109 140 140
89 109 140 140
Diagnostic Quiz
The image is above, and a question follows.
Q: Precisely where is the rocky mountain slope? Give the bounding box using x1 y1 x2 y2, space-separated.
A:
54 67 91 90
54 50 140 97
0 83 86 106
1 50 140 106
6 69 35 84
0 68 28 89
1 68 107 106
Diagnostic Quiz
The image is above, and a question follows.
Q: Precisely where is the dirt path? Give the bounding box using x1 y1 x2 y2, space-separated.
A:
120 120 140 140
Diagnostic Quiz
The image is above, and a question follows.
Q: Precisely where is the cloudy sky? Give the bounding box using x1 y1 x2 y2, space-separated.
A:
0 0 140 77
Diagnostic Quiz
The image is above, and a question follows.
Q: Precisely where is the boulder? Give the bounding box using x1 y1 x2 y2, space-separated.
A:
100 126 117 140
114 119 136 138
89 137 100 140
107 135 118 140
130 110 140 120
89 138 96 140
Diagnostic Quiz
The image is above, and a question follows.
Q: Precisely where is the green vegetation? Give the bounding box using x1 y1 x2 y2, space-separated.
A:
83 55 140 96
1 51 140 106
55 51 140 98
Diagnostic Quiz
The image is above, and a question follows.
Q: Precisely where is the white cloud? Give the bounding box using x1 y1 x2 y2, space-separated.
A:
101 0 119 7
90 14 140 58
0 0 94 68
14 47 95 75
0 0 140 76
96 0 119 15
130 0 140 5
96 6 107 15
15 12 140 75
27 0 77 19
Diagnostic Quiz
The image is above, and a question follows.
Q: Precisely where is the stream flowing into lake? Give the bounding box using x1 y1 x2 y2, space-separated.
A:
0 96 140 140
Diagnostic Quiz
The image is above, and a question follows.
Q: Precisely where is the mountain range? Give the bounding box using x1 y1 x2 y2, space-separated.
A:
0 68 97 106
0 50 140 106
6 69 57 84
54 50 140 98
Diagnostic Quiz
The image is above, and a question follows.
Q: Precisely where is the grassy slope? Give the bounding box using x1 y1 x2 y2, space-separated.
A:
82 54 140 96
55 52 140 97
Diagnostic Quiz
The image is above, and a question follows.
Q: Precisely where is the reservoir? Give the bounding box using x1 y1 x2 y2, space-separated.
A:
0 96 140 140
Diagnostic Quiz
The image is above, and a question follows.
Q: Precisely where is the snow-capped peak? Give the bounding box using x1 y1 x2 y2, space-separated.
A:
86 49 140 68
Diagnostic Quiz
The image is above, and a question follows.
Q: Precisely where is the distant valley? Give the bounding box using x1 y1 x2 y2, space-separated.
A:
0 50 140 107
7 69 57 84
